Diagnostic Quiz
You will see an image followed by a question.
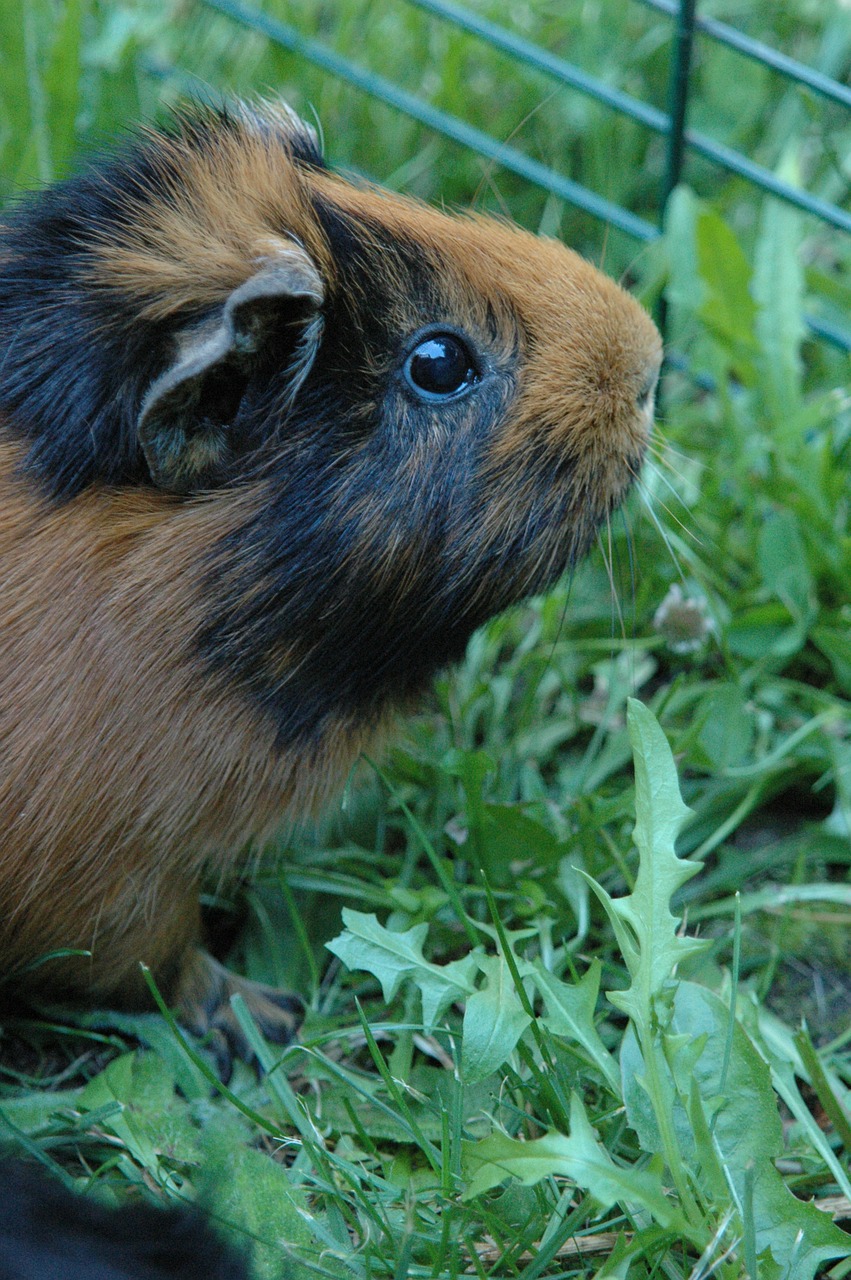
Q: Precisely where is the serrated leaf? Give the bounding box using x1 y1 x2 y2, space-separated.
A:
326 908 478 1029
533 961 620 1093
622 982 851 1278
462 1094 686 1233
460 953 531 1083
327 911 428 1004
587 700 705 1030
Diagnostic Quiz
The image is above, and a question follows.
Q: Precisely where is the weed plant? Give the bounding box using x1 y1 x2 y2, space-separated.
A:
0 1 849 1276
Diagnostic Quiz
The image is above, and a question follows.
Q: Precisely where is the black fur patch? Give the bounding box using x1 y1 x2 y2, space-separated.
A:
0 151 167 496
0 1162 248 1280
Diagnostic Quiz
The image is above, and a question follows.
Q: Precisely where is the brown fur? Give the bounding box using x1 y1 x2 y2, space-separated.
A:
0 443 379 1002
0 103 661 1039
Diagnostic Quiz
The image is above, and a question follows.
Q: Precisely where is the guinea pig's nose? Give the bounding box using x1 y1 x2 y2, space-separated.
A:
637 361 660 411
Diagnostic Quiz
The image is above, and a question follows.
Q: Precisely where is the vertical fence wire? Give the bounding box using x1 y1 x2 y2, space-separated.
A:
639 0 851 109
661 0 699 217
657 0 698 349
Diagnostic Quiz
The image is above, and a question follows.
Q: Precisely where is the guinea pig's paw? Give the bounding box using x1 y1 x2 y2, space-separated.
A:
173 947 305 1082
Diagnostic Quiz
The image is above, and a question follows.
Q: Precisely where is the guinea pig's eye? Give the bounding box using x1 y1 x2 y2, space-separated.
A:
403 332 479 401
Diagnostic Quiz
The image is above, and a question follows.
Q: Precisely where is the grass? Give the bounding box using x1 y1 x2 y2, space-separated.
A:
1 0 850 1276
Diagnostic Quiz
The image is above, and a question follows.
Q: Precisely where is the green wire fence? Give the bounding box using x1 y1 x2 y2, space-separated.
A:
200 0 848 351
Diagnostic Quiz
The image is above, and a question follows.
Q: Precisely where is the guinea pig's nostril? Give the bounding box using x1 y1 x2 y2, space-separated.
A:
637 364 660 410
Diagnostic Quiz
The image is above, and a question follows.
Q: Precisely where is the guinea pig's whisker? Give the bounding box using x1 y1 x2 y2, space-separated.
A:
641 458 717 550
645 450 692 493
636 483 690 581
648 434 702 472
596 517 629 644
643 455 692 513
598 224 611 275
472 92 559 210
641 462 705 549
646 437 702 485
638 481 691 549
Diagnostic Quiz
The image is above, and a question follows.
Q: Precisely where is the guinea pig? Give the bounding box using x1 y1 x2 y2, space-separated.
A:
0 101 661 1064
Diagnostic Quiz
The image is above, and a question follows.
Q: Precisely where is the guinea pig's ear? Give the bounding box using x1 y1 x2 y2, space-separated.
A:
137 239 324 493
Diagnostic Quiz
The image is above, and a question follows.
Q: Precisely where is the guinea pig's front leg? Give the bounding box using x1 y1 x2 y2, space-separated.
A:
107 876 306 1078
169 946 305 1081
35 865 308 1075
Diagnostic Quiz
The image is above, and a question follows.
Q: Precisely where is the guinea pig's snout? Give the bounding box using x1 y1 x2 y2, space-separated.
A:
562 275 663 449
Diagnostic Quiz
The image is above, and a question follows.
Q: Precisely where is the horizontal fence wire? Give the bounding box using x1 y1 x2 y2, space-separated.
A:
405 0 851 237
200 0 658 241
639 0 851 109
198 0 851 350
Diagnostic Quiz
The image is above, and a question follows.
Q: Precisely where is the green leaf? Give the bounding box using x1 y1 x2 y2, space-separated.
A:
753 152 806 420
79 1052 198 1184
462 1094 687 1233
200 1119 330 1280
326 908 478 1029
747 1003 851 1202
460 953 531 1084
0 1090 85 1135
532 961 620 1094
812 625 851 694
89 1010 210 1102
478 802 562 883
693 683 754 771
725 601 807 661
442 747 494 822
622 983 851 1278
757 510 814 622
695 204 759 378
663 185 705 320
663 187 760 382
